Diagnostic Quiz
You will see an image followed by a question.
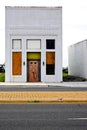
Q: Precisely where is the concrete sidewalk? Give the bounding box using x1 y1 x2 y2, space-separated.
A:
0 81 87 87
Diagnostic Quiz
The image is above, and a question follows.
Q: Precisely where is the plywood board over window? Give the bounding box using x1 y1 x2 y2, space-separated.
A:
46 52 55 64
12 52 22 75
46 52 55 75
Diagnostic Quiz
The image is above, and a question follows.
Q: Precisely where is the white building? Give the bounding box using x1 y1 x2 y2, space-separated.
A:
5 6 62 83
68 39 87 79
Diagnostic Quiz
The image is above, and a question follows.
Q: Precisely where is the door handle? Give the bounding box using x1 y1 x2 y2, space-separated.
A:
43 61 45 66
23 61 25 66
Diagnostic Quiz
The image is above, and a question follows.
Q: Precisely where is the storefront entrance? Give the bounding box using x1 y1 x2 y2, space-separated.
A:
27 52 41 82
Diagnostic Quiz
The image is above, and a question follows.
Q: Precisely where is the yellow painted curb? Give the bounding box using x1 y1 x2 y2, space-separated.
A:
0 91 87 104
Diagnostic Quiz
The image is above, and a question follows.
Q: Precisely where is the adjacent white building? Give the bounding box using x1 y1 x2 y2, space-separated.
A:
5 6 62 83
68 39 87 79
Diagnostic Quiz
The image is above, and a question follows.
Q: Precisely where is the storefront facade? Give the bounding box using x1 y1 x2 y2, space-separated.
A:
5 6 62 82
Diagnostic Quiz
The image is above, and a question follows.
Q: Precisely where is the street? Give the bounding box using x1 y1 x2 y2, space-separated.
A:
0 104 87 130
0 86 87 91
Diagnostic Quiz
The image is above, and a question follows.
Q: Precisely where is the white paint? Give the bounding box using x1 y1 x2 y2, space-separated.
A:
68 39 87 79
68 118 87 120
5 6 62 83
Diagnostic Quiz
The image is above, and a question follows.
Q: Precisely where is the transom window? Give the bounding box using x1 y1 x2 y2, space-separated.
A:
46 39 55 49
12 39 22 49
27 40 41 49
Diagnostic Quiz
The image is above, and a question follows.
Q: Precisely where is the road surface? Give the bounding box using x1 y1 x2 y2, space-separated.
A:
0 104 87 130
0 86 87 91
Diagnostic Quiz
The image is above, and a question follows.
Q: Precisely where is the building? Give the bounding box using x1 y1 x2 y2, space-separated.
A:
68 39 87 79
5 6 62 82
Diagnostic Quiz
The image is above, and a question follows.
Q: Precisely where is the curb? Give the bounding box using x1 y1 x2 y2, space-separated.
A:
0 100 87 104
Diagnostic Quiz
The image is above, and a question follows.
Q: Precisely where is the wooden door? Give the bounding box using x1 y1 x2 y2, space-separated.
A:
27 60 39 82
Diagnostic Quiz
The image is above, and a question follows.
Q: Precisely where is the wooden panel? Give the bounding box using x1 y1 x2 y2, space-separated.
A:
12 52 22 75
46 52 55 64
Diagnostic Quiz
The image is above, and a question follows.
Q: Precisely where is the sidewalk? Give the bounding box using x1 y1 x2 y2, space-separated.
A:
0 81 87 87
49 82 87 87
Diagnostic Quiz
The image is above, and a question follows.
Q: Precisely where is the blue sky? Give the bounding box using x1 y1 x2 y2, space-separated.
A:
0 0 87 67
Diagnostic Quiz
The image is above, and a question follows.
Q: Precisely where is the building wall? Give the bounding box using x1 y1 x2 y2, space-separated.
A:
5 6 62 82
68 40 87 78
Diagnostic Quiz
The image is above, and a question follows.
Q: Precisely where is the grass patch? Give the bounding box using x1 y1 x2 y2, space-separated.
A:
0 73 5 82
63 72 68 77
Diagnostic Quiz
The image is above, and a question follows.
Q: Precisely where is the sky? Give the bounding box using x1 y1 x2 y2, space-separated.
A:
0 0 87 67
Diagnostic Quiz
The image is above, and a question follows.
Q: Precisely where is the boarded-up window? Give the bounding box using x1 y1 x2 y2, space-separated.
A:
46 52 55 64
12 52 22 75
46 52 55 75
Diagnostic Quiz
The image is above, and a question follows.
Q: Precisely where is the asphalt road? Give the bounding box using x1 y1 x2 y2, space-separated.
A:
0 104 87 130
0 86 87 91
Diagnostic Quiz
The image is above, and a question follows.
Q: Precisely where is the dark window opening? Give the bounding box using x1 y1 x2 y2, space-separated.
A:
46 64 55 75
46 40 55 49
